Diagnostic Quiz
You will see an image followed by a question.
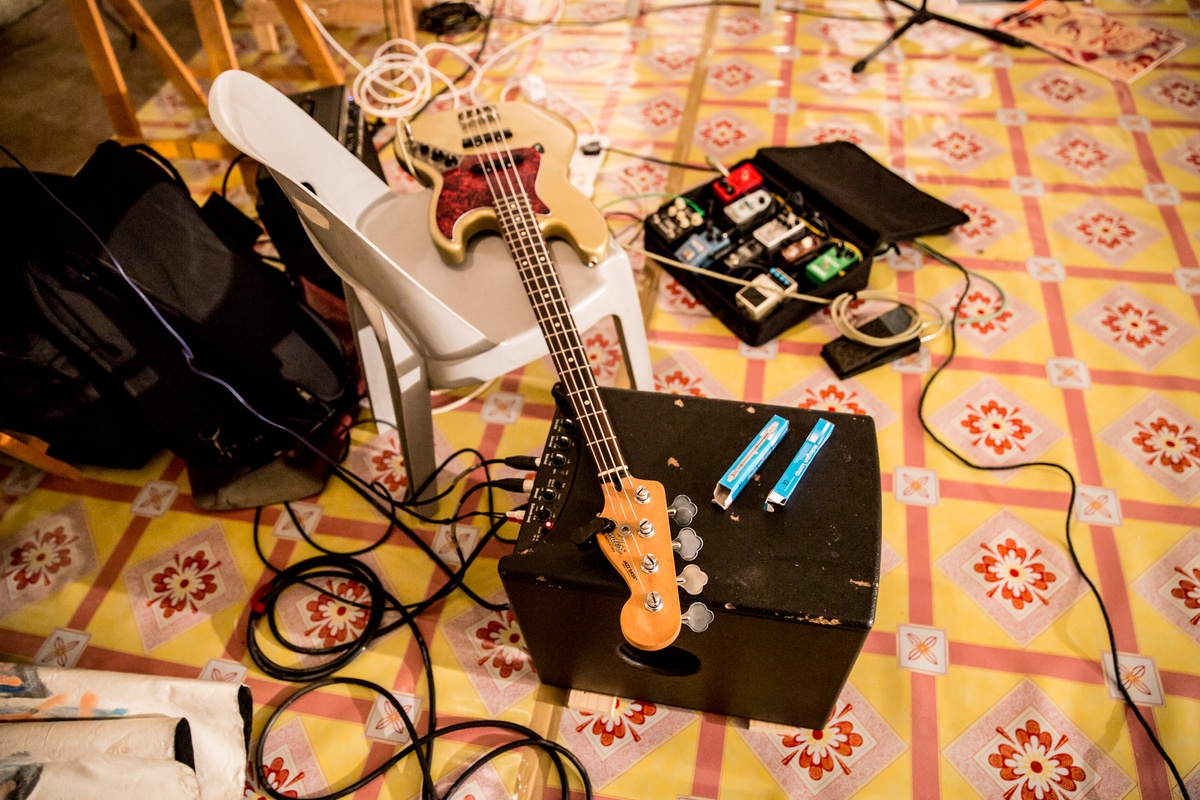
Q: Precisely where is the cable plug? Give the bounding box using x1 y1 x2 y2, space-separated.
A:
490 477 535 493
506 509 526 522
504 455 539 471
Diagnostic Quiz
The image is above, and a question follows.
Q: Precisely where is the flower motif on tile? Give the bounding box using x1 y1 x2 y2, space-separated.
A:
1133 530 1200 644
1 501 97 618
780 702 864 780
475 608 531 680
541 40 617 73
795 117 881 149
718 10 768 44
123 524 245 650
1100 652 1164 706
558 695 693 787
364 692 423 744
912 121 1002 173
738 683 905 799
1046 358 1090 389
1032 127 1130 183
894 467 939 506
444 591 538 715
201 658 247 684
33 628 90 668
644 42 699 79
1021 69 1104 112
932 278 1038 355
906 19 974 51
986 718 1089 799
146 549 223 619
369 438 409 496
566 0 623 22
582 319 623 384
1101 395 1200 501
1074 486 1121 527
937 510 1084 645
943 190 1019 253
625 92 684 137
798 63 870 97
898 624 947 675
302 577 370 648
1165 133 1200 177
658 277 710 326
945 680 1131 800
1075 286 1194 370
130 480 180 518
653 352 734 400
1053 197 1161 265
1142 72 1200 118
271 502 322 542
774 367 897 430
693 110 766 160
973 536 1057 614
346 428 460 500
6 524 78 592
928 378 1062 475
658 4 708 25
1176 268 1200 293
247 719 327 800
707 56 769 96
2 465 45 496
907 67 982 101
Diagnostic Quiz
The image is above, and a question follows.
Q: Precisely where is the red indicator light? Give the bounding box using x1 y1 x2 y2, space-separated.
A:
543 520 554 530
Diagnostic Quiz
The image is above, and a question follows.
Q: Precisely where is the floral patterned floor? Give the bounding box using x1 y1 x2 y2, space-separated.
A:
3 0 1200 798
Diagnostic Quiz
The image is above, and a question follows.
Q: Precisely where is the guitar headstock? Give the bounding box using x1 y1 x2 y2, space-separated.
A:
597 475 682 651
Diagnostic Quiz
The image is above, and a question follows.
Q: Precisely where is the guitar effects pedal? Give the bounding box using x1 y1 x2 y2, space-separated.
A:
712 162 763 204
499 388 881 730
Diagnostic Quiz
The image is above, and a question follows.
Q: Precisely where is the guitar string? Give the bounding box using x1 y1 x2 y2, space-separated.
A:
458 107 629 498
458 107 638 526
457 105 662 599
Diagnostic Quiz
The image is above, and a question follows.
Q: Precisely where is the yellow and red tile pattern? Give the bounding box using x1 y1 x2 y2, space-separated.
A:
3 0 1200 797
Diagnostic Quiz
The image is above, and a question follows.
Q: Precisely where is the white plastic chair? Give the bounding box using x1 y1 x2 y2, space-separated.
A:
208 70 653 499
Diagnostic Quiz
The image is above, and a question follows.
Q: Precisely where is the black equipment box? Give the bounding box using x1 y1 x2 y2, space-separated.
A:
643 142 969 346
498 388 882 729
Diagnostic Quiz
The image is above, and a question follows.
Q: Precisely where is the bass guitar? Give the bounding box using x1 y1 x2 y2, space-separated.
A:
406 103 700 650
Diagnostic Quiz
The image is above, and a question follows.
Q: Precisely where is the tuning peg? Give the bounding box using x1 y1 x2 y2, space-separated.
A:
676 564 708 595
672 527 703 561
667 495 697 526
680 602 714 634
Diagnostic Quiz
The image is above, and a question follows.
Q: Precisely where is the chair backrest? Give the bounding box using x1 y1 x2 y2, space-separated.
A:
208 70 491 359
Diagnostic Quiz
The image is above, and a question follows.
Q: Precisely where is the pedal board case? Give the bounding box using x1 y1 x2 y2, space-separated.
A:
643 142 969 346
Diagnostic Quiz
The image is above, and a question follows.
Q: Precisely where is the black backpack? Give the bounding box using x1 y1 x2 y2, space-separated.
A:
0 143 356 506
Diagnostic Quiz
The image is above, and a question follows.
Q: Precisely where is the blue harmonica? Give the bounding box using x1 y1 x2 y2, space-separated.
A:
765 418 834 512
713 414 789 510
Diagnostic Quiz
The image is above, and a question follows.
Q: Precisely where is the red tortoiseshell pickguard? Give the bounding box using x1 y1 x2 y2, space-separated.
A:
435 148 551 241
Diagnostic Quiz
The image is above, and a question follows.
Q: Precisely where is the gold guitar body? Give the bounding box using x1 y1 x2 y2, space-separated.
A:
406 102 610 268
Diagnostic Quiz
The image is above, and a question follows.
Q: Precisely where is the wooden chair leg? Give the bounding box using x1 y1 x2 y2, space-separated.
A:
65 0 142 139
252 22 280 52
106 0 207 107
187 0 238 78
271 0 344 85
0 433 82 482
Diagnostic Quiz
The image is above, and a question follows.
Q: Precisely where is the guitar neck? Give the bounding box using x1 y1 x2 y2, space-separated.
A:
490 191 630 484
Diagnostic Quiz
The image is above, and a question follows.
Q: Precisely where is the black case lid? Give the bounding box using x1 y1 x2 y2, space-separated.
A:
757 142 969 246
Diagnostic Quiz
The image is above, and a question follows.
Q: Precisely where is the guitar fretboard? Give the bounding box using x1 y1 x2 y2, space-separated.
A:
457 103 629 483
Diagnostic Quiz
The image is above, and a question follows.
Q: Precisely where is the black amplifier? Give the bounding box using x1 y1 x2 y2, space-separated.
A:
498 388 881 729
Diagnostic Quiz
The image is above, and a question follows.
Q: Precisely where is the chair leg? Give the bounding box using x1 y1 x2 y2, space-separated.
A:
348 289 438 505
345 287 396 430
611 309 654 391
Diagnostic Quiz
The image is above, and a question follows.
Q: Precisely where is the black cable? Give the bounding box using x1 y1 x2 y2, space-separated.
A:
255 678 590 800
912 241 1192 800
220 152 247 198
